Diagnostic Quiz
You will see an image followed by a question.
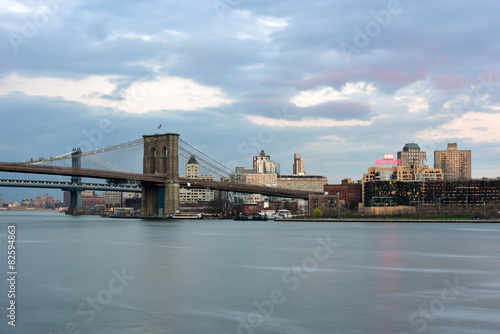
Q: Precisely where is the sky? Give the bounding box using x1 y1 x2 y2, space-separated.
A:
1 0 500 201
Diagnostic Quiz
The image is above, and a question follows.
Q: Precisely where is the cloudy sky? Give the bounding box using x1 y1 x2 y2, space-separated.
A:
1 0 500 201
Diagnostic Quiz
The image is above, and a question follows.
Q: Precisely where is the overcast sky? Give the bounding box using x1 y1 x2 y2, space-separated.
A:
1 0 500 201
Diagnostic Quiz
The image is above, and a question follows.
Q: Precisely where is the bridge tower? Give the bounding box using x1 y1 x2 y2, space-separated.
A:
67 148 84 215
141 133 180 217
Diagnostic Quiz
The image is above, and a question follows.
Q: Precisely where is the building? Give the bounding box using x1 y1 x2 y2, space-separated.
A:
81 191 105 209
397 143 427 168
32 193 55 209
364 181 421 207
293 153 305 175
278 175 327 193
235 167 253 174
229 170 277 204
412 165 445 180
63 191 70 207
105 191 122 207
434 143 472 180
422 179 500 205
362 166 412 183
324 178 362 210
309 193 339 215
362 166 443 183
361 165 443 203
124 193 142 210
180 155 215 203
186 155 200 178
253 150 280 174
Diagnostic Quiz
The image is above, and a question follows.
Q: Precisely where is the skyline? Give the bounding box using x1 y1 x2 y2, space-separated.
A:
0 139 480 203
1 0 499 200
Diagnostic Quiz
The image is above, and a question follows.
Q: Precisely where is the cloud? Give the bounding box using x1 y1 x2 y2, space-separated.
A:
432 74 467 90
299 101 373 119
290 82 376 107
247 115 374 128
416 112 500 143
288 69 427 90
394 80 430 114
0 73 234 113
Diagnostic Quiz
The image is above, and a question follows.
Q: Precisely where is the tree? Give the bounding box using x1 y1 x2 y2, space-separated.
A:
313 208 323 218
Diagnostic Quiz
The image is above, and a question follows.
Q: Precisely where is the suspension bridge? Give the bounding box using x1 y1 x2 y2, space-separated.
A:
0 133 317 217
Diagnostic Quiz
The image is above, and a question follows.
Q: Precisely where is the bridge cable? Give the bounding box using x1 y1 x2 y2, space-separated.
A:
178 146 230 177
179 138 233 173
178 151 227 179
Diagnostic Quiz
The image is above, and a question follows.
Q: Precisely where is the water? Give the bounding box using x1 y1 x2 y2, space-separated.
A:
0 212 499 334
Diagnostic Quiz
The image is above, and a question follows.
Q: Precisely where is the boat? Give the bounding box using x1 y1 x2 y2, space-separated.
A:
251 213 269 221
173 213 203 219
234 213 250 221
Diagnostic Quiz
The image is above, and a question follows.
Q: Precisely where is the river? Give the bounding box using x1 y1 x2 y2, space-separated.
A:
0 212 499 333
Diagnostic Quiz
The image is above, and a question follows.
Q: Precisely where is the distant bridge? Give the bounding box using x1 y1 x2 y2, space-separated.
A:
0 179 142 193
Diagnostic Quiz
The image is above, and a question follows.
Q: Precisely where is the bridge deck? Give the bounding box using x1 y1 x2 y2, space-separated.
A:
0 162 317 199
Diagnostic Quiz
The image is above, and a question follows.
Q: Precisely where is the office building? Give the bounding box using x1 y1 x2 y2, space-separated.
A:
434 143 471 180
253 150 280 174
361 165 443 203
397 143 427 168
105 191 122 207
293 153 305 175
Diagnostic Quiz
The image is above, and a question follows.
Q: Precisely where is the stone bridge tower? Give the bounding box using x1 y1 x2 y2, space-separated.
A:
141 133 180 217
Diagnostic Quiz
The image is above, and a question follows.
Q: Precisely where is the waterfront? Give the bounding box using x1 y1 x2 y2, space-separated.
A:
0 212 499 333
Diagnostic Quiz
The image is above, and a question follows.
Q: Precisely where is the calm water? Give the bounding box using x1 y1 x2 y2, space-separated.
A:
0 212 499 334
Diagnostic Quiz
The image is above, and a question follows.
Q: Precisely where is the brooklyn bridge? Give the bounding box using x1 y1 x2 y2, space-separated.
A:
0 133 317 216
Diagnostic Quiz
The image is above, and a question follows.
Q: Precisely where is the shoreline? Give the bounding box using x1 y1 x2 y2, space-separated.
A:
274 218 500 223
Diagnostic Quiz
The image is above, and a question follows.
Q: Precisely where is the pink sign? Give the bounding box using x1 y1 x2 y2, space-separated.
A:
375 159 401 165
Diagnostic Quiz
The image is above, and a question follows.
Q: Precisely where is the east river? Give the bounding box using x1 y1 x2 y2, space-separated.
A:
0 212 499 333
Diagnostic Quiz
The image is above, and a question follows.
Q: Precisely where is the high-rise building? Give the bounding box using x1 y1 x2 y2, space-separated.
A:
293 153 305 175
434 143 471 180
397 143 427 168
253 150 280 174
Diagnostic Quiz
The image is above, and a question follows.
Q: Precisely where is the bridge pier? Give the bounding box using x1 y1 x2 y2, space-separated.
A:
66 148 84 215
141 134 180 217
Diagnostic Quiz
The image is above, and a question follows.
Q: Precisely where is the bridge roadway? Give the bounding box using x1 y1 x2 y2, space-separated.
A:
0 162 317 199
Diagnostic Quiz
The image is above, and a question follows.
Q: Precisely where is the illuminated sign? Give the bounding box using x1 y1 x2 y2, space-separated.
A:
376 154 400 165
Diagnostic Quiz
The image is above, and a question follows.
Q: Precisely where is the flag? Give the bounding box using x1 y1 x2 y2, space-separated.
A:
158 124 162 129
